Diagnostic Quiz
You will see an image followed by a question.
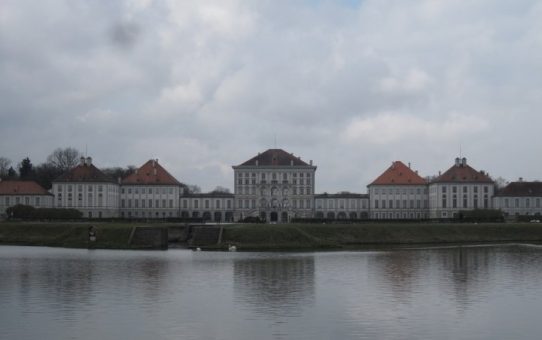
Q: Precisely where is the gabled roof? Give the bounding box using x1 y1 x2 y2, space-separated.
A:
122 159 181 186
0 180 52 196
495 182 542 197
237 149 311 167
54 163 116 183
432 161 493 184
369 161 426 186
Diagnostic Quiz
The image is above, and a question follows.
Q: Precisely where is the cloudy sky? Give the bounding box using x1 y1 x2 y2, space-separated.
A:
1 0 541 192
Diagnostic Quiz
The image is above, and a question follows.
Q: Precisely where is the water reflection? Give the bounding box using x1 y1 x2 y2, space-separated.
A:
233 255 315 318
2 246 542 340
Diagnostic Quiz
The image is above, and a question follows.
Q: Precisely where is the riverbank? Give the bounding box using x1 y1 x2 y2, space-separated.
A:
0 222 175 249
215 222 542 250
2 221 542 250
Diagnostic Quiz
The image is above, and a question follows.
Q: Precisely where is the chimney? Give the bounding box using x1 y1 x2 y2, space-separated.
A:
455 157 460 166
80 157 86 165
519 177 523 182
462 157 467 166
86 157 92 166
152 159 155 167
310 160 313 166
439 170 441 176
408 162 411 169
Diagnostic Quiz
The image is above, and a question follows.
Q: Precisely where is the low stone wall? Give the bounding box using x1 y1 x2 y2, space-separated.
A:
129 226 168 250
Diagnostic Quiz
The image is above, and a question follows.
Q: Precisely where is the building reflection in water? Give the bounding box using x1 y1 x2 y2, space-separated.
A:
233 255 315 318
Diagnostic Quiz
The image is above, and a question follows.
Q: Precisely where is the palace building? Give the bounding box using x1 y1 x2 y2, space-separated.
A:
4 149 537 222
232 149 317 222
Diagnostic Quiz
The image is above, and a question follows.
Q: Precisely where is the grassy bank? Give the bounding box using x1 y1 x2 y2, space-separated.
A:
219 223 542 250
0 222 170 249
2 222 542 251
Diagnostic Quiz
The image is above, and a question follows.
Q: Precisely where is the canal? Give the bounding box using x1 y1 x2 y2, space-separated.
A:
1 245 542 339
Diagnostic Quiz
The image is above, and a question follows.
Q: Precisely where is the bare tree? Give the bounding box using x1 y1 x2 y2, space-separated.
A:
46 147 82 171
0 157 11 178
186 185 201 194
211 186 231 193
494 176 509 189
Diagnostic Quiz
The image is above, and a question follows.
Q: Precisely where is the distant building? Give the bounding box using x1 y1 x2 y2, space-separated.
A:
180 192 235 222
493 180 542 218
367 161 429 219
314 192 369 220
429 157 494 219
232 149 317 222
52 157 120 218
120 159 182 219
0 180 53 217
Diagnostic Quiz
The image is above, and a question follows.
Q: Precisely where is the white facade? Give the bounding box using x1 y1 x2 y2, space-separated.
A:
369 185 429 219
52 182 120 218
0 193 53 217
52 157 120 218
493 181 542 218
428 158 494 219
120 185 180 219
314 194 369 219
180 193 235 222
232 150 317 222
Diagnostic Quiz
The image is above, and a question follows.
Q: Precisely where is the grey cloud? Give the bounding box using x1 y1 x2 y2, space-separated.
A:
1 0 542 191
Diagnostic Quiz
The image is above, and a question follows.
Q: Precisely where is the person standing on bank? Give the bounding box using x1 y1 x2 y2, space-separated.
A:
88 226 97 248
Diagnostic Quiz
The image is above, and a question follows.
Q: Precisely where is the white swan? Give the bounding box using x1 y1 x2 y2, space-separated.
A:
228 244 237 252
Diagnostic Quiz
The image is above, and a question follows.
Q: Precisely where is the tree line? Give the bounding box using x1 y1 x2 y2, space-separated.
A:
0 147 138 190
0 147 218 193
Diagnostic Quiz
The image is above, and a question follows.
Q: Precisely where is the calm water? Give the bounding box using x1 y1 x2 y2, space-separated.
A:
1 245 542 340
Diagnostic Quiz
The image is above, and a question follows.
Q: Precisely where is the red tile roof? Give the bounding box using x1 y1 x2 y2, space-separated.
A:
432 162 493 184
495 182 542 197
54 163 116 183
237 149 311 167
122 159 181 185
369 161 426 186
0 180 52 196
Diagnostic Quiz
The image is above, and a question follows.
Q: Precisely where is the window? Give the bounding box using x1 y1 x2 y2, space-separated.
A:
35 197 40 206
382 200 386 208
135 199 139 208
149 199 153 208
205 200 209 209
162 199 166 208
121 199 125 208
227 200 231 209
453 197 457 208
216 200 221 209
142 200 146 208
442 198 447 208
474 186 478 193
463 195 468 208
183 200 187 209
194 200 199 209
5 197 9 205
484 186 488 193
169 200 173 208
375 200 379 209
515 198 519 208
526 198 531 208
504 198 509 208
442 186 447 193
452 186 457 193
